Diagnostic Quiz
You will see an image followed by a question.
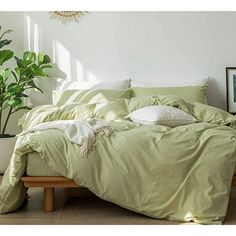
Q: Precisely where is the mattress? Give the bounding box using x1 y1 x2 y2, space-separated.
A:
26 152 59 176
26 152 236 176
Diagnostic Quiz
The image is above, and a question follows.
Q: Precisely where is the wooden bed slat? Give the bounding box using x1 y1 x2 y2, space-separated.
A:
21 176 78 188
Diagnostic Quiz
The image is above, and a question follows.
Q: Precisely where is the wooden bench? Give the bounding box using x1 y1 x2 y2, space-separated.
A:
21 175 236 212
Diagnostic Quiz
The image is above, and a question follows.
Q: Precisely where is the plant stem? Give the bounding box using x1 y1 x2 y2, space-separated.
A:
2 107 12 135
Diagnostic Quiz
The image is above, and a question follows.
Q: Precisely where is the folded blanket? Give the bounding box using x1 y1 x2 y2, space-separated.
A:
20 119 113 158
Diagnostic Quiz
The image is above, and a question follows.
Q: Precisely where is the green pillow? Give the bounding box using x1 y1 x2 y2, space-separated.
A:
192 102 236 127
94 99 128 121
59 103 95 120
18 103 96 131
131 86 207 104
126 96 160 113
126 95 194 114
53 89 131 106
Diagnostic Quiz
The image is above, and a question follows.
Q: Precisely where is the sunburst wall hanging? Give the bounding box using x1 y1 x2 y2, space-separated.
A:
49 11 88 24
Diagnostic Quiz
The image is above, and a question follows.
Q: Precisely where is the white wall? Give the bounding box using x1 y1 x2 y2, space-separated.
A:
1 11 236 133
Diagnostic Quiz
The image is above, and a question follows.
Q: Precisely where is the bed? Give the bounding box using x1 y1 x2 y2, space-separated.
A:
23 154 236 212
1 83 236 225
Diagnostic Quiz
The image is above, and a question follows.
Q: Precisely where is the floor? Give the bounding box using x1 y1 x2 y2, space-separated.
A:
0 176 236 225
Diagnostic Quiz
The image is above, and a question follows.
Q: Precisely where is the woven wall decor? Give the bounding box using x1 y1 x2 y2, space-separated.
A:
49 11 88 24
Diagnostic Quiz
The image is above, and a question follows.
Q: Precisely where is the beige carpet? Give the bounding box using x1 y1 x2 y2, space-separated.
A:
0 175 236 225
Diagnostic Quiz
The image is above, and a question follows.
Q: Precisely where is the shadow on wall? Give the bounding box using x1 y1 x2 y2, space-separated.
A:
22 11 228 109
23 12 101 106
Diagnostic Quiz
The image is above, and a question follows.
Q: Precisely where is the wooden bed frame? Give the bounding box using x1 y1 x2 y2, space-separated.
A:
21 175 236 212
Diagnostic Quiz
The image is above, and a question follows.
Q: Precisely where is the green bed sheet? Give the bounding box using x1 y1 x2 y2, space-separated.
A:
26 151 236 176
1 96 236 225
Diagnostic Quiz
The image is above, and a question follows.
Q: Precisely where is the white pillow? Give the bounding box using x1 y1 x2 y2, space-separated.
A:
131 77 209 88
60 79 130 90
52 79 131 105
127 105 196 127
92 79 130 89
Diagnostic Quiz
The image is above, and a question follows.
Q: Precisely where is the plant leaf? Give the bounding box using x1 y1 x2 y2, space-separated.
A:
0 39 12 49
0 29 13 40
14 56 23 68
17 93 29 98
42 55 51 64
0 68 11 81
29 64 47 77
0 50 14 65
40 64 53 69
28 80 43 93
7 83 22 95
38 53 44 65
7 97 22 108
23 51 36 63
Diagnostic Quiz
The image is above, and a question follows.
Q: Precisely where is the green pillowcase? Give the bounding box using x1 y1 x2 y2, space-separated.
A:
131 86 207 104
94 99 128 121
192 102 236 127
59 103 95 120
126 96 160 113
18 103 96 131
126 95 194 114
53 89 131 106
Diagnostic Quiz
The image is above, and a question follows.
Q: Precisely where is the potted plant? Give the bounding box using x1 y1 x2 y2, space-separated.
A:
0 26 52 173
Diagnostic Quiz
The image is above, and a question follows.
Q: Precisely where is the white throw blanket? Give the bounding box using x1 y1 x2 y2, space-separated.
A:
20 119 113 157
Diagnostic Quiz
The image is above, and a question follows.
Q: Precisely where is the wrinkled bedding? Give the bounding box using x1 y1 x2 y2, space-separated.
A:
0 95 236 224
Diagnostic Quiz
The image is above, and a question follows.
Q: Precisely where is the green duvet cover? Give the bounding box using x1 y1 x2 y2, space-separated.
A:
0 96 236 224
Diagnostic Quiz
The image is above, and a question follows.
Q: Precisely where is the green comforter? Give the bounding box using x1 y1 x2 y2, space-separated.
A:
0 96 236 224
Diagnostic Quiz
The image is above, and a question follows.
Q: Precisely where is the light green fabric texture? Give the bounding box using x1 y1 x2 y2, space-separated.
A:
18 103 95 130
54 89 131 106
126 95 194 114
94 99 128 121
131 85 207 104
1 96 236 225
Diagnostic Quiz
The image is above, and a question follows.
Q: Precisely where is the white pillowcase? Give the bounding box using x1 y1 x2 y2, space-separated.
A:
52 79 131 105
127 106 197 127
91 79 130 89
60 79 130 90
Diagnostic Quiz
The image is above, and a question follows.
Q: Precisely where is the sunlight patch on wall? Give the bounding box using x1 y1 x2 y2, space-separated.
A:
24 13 100 95
26 15 31 50
33 22 39 53
54 40 72 79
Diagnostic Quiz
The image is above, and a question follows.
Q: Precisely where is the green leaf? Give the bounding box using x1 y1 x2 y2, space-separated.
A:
29 64 47 77
0 68 11 81
40 64 53 69
38 53 44 65
23 51 36 63
18 93 29 98
15 67 21 76
14 56 23 67
7 83 22 95
42 55 51 64
0 39 12 49
0 29 13 40
28 80 43 93
0 50 14 65
7 97 22 108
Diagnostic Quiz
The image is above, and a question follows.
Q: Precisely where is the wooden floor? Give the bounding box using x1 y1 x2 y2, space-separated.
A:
0 176 236 225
